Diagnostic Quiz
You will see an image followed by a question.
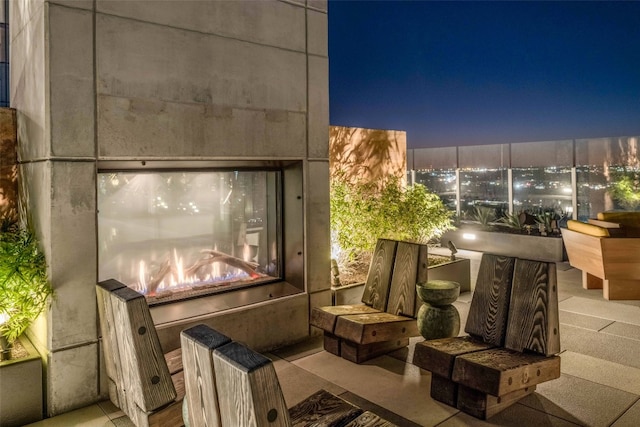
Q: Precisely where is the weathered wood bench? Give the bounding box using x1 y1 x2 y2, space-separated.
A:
412 254 561 419
96 280 184 427
562 218 640 300
180 323 397 427
311 239 428 363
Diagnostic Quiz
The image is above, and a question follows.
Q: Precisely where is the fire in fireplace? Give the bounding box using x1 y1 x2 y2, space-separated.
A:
97 165 282 305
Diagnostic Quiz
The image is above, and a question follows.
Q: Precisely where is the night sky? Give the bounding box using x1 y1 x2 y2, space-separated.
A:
328 1 640 148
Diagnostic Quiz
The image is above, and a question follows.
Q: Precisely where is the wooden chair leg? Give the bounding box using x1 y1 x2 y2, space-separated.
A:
323 332 341 356
430 374 458 407
583 271 603 290
457 384 536 420
340 338 409 363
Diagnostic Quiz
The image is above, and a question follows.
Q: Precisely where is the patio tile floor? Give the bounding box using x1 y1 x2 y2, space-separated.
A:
25 249 640 426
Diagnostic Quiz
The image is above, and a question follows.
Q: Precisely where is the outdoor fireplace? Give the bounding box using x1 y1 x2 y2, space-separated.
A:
97 160 301 307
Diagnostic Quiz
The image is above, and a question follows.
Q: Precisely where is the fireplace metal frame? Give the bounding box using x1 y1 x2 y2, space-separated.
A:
96 159 305 326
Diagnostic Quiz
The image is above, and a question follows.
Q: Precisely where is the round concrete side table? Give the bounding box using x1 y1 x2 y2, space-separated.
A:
416 280 461 340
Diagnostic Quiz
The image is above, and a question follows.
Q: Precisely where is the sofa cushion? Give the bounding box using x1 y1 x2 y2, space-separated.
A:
597 211 640 223
597 212 640 237
567 220 610 237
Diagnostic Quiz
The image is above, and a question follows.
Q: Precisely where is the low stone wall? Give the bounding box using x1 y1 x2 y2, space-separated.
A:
441 229 566 263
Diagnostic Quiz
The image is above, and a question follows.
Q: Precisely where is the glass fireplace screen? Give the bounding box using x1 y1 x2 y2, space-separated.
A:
98 169 281 304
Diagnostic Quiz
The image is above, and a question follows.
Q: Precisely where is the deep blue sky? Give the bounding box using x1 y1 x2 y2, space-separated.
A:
328 1 640 148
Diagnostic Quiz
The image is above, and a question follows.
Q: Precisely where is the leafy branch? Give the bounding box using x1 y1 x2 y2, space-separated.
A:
330 173 454 264
0 221 52 344
608 171 640 210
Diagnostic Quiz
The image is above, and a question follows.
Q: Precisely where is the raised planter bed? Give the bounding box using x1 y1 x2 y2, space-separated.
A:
331 255 471 304
0 335 43 426
427 257 471 293
332 281 367 306
441 229 566 263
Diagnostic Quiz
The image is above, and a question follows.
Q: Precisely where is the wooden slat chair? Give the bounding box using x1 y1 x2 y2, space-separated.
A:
413 254 515 406
562 219 640 300
413 254 561 419
96 280 184 427
180 324 397 427
311 239 427 363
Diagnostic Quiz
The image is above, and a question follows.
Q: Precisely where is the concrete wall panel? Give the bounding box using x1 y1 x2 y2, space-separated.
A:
309 289 331 335
157 294 309 353
98 95 307 158
307 0 328 12
49 161 97 348
96 14 306 113
97 0 305 52
49 5 95 157
10 0 44 41
308 55 329 158
47 343 99 416
306 160 330 293
307 9 327 57
11 2 47 160
50 0 93 10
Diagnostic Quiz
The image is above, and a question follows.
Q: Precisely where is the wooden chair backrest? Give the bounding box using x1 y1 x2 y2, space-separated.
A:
361 239 429 317
96 280 176 415
505 259 560 356
182 324 367 427
464 254 560 356
361 239 398 310
464 254 515 346
181 325 232 427
388 241 428 317
213 341 291 427
561 228 605 278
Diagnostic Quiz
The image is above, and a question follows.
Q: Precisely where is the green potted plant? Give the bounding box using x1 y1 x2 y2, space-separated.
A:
0 217 51 426
0 217 52 359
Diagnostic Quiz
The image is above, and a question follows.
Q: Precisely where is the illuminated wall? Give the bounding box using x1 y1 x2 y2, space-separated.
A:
330 126 406 186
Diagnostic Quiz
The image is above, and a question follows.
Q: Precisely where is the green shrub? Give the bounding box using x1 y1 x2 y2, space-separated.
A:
0 221 52 344
608 170 640 210
330 174 454 262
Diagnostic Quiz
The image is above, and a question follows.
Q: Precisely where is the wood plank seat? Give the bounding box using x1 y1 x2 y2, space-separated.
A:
311 239 427 363
180 323 398 427
412 254 561 419
96 279 184 427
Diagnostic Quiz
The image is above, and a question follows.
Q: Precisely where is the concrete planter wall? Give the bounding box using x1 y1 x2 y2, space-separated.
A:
0 336 43 426
332 282 366 306
331 256 472 305
441 229 566 262
427 257 471 293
